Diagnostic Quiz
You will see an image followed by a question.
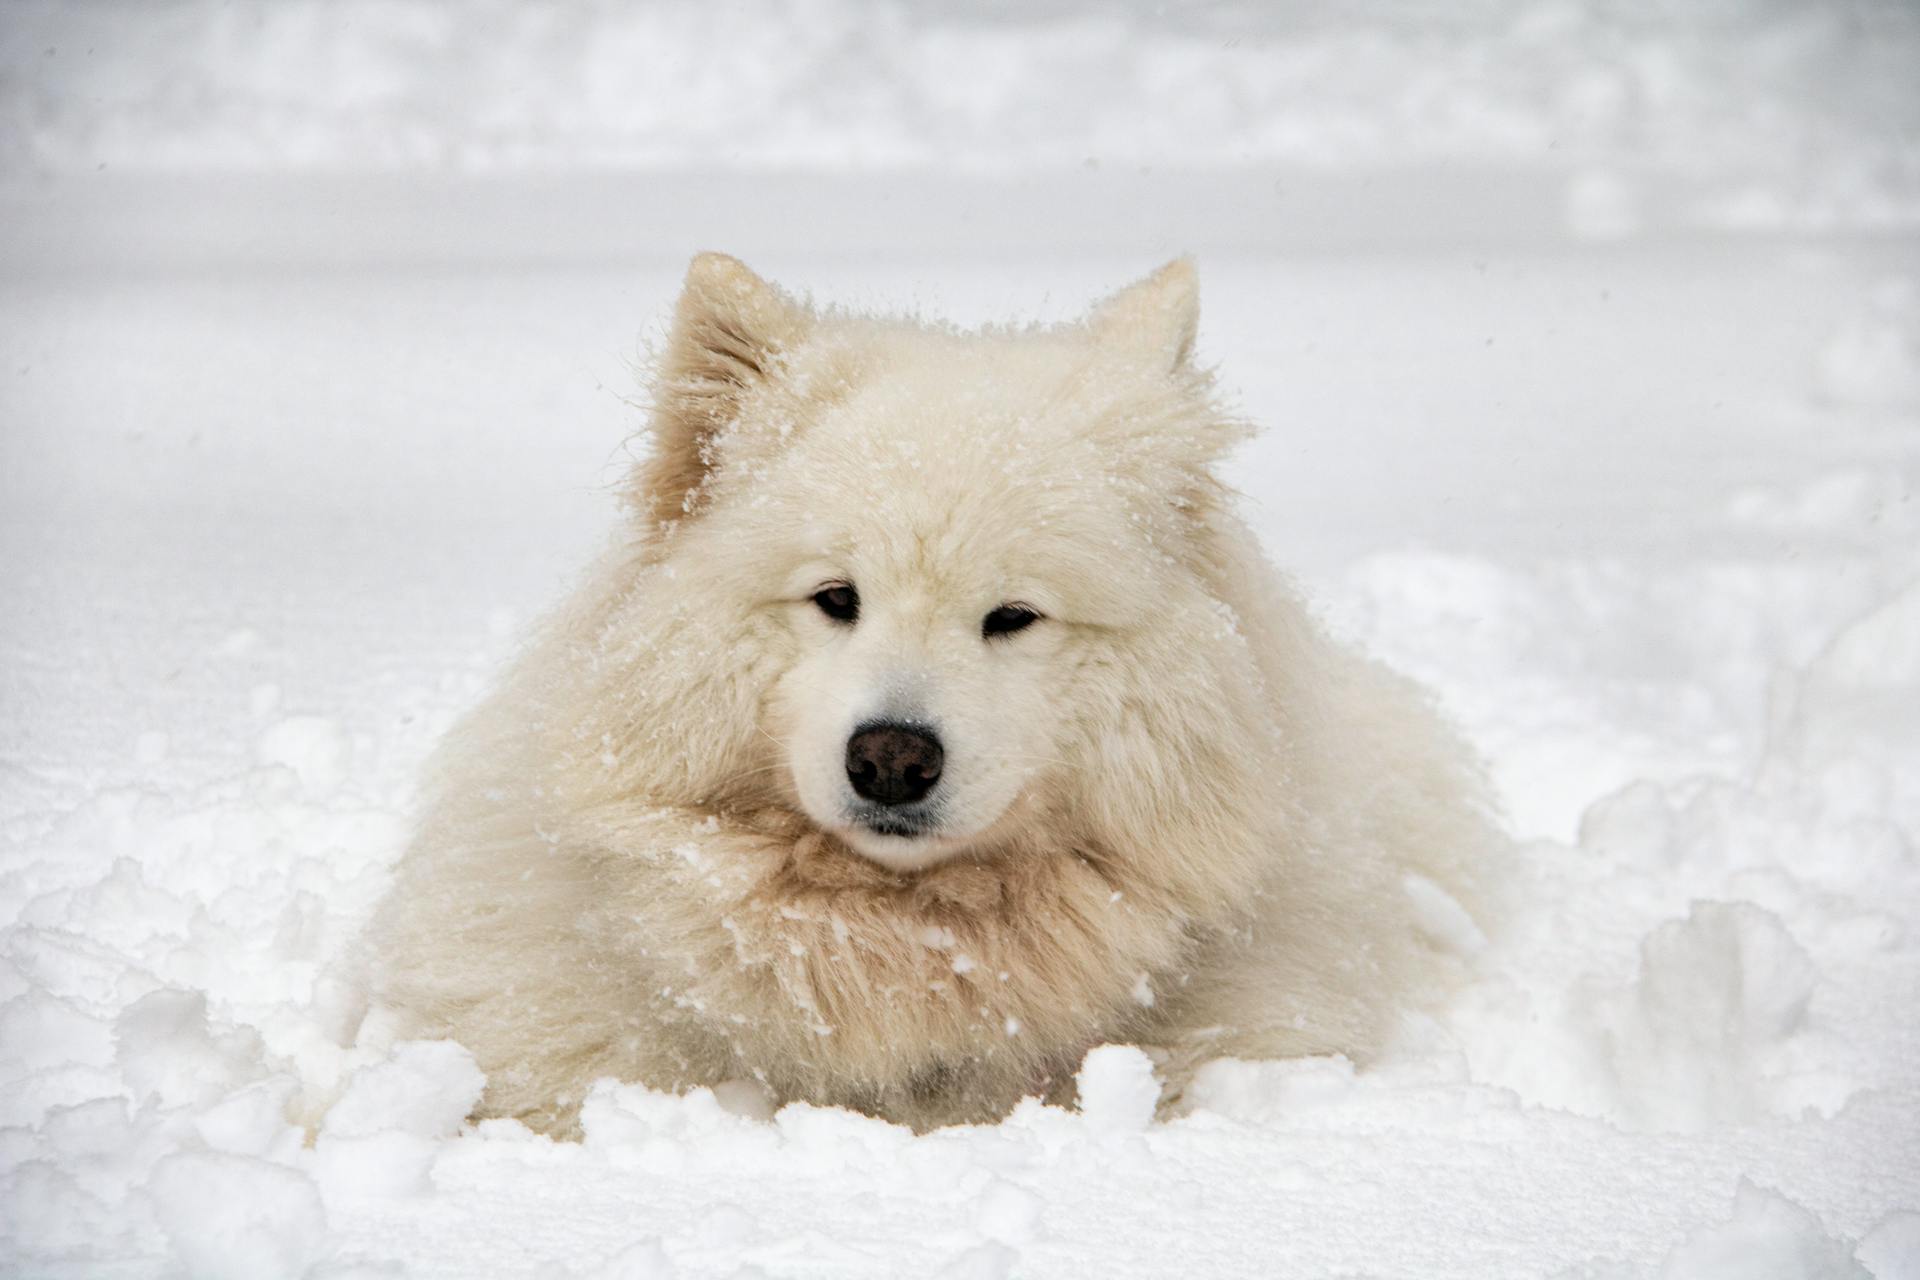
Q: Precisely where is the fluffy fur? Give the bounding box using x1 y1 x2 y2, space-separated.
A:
371 254 1500 1134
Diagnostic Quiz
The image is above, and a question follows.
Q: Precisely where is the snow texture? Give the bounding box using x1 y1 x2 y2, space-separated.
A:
3 2 1919 1277
5 0 1920 234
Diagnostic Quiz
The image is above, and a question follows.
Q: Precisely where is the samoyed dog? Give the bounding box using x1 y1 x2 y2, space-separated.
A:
372 254 1498 1134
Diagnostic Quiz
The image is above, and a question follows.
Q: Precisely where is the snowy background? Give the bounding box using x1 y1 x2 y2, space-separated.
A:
4 1 1920 1276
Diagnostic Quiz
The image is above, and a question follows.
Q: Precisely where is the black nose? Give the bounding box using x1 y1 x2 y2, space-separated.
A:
845 722 944 807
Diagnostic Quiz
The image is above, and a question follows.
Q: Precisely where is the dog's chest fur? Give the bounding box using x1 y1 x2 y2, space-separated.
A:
569 804 1198 1124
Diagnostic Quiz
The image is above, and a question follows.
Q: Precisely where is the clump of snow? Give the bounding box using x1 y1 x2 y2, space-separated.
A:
1654 1181 1868 1280
582 1238 677 1280
115 989 265 1112
1791 582 1920 786
1857 1212 1920 1280
256 715 354 800
312 1041 486 1201
1074 1045 1160 1134
322 1040 484 1141
194 1077 303 1158
1 1156 149 1266
934 1242 1018 1280
1583 902 1824 1131
1182 1055 1360 1129
148 1150 330 1280
975 1178 1044 1248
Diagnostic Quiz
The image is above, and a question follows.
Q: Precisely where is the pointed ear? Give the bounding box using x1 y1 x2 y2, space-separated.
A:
634 252 812 528
1088 258 1200 373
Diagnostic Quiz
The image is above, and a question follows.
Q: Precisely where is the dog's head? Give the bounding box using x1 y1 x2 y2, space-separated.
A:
628 254 1266 874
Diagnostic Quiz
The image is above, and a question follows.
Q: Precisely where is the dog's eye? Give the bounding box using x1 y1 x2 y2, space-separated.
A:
983 604 1041 638
813 583 859 624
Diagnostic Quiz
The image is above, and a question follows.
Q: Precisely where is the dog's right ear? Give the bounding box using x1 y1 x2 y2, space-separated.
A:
633 252 813 529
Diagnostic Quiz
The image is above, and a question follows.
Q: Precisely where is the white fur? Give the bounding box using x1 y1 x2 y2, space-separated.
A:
370 255 1503 1133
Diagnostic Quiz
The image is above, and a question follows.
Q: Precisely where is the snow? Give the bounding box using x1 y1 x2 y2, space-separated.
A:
148 1150 331 1280
1650 1181 1871 1280
3 1 1919 1276
1072 1047 1160 1135
6 1 1920 234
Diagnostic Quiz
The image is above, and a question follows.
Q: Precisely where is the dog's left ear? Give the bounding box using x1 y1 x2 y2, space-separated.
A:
635 252 813 528
1089 259 1245 528
1088 258 1200 374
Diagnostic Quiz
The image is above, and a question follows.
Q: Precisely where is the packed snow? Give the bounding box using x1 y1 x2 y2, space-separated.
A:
3 1 1919 1276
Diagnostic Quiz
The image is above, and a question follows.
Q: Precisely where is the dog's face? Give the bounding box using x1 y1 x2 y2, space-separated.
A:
758 358 1130 870
635 255 1245 872
766 493 1075 869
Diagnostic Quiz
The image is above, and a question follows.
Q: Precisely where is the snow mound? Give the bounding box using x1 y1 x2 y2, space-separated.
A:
1857 1212 1920 1280
1657 1180 1868 1280
321 1040 483 1141
1584 902 1827 1132
148 1150 330 1280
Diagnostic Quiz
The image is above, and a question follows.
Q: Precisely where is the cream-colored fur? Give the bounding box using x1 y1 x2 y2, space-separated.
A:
370 254 1501 1134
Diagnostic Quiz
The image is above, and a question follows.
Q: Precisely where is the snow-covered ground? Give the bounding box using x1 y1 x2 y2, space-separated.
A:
4 2 1920 1277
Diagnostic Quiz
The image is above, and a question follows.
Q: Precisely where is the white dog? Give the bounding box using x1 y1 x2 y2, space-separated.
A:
371 255 1499 1133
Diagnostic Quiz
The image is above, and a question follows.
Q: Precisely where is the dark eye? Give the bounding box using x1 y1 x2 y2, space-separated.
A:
813 583 859 623
983 604 1041 638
